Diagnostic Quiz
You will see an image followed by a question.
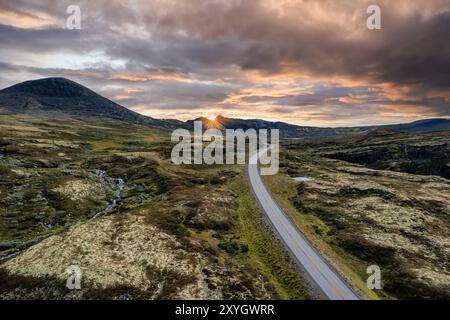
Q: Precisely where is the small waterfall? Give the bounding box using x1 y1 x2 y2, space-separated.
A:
0 172 126 262
91 177 125 220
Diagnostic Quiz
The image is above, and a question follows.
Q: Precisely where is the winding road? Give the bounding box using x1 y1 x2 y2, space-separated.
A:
247 148 360 300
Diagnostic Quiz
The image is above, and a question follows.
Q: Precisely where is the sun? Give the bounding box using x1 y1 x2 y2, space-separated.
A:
203 115 224 129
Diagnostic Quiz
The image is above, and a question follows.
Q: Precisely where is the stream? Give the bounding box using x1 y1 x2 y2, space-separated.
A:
0 171 125 263
90 174 125 220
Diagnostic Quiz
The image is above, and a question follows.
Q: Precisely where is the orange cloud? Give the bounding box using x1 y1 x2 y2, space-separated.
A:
0 9 58 28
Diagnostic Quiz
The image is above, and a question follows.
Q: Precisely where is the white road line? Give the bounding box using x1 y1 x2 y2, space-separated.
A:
247 147 360 300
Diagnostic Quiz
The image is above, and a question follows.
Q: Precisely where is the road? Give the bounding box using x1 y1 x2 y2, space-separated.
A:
247 148 360 300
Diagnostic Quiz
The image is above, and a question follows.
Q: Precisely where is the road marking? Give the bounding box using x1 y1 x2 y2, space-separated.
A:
248 150 358 300
250 169 345 298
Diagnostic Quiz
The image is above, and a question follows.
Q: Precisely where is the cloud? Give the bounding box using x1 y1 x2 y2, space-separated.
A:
0 0 448 125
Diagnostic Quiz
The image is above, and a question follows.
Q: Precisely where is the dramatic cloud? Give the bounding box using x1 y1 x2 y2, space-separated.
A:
0 0 449 126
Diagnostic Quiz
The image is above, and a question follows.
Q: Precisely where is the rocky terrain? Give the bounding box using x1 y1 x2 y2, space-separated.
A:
0 114 307 300
2 78 447 139
263 131 450 299
0 78 448 300
321 129 450 179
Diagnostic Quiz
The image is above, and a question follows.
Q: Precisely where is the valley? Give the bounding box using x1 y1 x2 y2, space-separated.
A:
0 114 308 299
0 78 448 300
263 131 450 299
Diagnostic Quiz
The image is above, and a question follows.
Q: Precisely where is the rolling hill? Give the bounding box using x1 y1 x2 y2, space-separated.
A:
0 77 448 137
0 77 180 130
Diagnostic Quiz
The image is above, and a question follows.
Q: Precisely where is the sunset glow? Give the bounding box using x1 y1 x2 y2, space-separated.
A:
0 0 448 126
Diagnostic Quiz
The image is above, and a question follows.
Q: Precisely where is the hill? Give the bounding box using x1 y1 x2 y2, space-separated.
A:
0 78 448 137
317 129 450 179
185 115 370 138
384 118 450 133
0 77 179 130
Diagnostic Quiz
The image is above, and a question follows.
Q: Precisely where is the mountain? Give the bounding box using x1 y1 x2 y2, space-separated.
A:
0 78 448 137
0 77 179 130
185 115 371 138
185 115 450 138
383 118 450 133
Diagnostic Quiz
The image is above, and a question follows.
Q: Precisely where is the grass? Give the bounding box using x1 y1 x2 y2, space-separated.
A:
233 176 309 300
0 115 169 256
0 114 313 300
262 138 450 300
262 172 381 300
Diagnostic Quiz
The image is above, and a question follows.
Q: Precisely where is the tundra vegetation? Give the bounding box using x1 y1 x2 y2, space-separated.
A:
264 130 449 299
0 114 307 300
1 113 448 300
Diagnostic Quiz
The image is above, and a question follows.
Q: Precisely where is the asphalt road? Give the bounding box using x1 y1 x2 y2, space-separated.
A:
247 148 360 300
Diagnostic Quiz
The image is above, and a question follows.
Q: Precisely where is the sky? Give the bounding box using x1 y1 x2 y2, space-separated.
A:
0 0 449 126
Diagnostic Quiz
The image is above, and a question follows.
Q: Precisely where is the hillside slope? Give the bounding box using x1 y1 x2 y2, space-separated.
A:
319 129 450 179
0 78 178 130
1 78 448 137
